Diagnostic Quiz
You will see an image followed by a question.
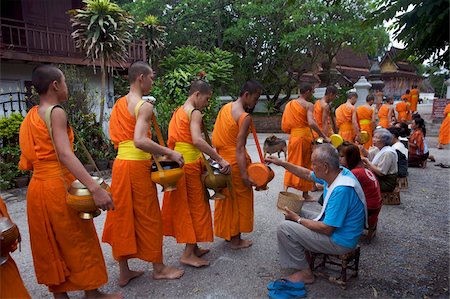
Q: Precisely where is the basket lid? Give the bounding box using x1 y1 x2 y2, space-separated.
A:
330 134 344 148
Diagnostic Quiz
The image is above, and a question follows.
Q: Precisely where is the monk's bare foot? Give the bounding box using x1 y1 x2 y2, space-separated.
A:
286 269 315 284
118 269 144 287
437 144 444 149
230 238 253 249
84 290 123 299
194 246 210 257
180 255 210 267
153 265 184 280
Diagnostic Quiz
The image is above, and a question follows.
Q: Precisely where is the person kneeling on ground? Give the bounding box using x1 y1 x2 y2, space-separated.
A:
362 128 398 192
265 144 367 285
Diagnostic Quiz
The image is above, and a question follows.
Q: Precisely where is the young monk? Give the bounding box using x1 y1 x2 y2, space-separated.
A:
437 103 450 149
282 83 330 201
211 79 262 249
378 96 395 128
355 94 377 150
396 92 411 122
0 196 31 299
410 85 419 112
162 79 231 267
102 61 184 287
335 91 358 142
18 65 118 298
313 85 337 138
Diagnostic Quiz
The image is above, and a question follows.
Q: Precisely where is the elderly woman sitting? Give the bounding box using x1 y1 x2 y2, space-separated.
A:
362 128 398 192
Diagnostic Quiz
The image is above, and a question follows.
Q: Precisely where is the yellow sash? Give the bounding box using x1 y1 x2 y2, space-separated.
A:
117 140 151 160
447 113 450 118
359 119 371 125
174 142 201 163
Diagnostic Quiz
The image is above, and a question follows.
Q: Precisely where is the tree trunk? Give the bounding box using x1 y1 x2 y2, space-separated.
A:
99 60 106 128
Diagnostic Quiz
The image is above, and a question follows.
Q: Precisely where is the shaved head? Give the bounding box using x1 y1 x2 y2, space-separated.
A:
128 61 152 83
189 79 212 95
32 65 63 95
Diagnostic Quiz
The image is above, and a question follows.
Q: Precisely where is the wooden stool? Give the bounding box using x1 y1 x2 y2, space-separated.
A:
381 187 401 205
397 177 408 189
307 246 360 289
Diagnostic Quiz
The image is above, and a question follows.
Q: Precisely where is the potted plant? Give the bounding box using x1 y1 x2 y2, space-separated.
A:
14 170 30 188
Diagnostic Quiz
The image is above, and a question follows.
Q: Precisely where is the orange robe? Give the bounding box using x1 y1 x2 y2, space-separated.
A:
410 89 419 112
356 105 373 150
438 104 450 145
396 101 410 122
211 102 253 240
282 100 314 192
18 106 107 292
378 104 390 128
335 103 355 142
102 97 163 263
0 197 31 299
313 100 332 137
162 107 213 243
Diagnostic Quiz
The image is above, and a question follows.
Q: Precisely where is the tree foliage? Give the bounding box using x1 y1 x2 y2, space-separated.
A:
69 0 133 126
372 0 449 67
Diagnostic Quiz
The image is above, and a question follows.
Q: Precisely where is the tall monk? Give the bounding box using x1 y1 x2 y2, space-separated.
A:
396 92 411 122
0 196 31 299
437 103 450 149
378 96 395 128
410 84 419 112
335 91 358 142
356 94 377 150
102 61 184 287
313 85 337 137
212 79 262 249
162 79 231 267
282 83 329 201
18 65 118 298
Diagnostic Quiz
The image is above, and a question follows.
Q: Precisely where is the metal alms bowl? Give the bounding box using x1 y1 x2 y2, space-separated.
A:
67 177 108 220
0 217 19 265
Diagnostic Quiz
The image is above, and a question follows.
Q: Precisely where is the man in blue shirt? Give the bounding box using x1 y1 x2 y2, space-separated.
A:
266 144 367 284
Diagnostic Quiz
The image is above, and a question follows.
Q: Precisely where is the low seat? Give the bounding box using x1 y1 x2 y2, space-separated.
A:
381 187 400 205
307 245 360 289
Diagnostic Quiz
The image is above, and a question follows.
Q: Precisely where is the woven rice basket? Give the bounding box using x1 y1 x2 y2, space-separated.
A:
277 192 305 214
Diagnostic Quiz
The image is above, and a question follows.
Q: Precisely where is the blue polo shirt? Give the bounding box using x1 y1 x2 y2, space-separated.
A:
311 169 365 248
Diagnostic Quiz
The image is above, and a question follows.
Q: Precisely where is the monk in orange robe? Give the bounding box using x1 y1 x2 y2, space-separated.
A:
162 79 231 267
356 94 377 150
212 80 263 249
313 86 337 138
396 93 411 122
0 196 30 299
102 61 184 286
378 96 395 128
282 83 329 201
438 103 450 149
18 65 118 298
410 85 419 112
335 91 358 142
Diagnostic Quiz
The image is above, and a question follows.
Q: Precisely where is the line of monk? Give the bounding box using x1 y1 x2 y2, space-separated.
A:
8 62 266 297
335 91 358 142
355 94 377 150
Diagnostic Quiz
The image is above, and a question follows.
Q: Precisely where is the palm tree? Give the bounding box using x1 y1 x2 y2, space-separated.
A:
69 0 133 126
141 15 166 68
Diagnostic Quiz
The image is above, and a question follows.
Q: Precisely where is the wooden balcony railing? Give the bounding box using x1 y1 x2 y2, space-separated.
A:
0 18 146 64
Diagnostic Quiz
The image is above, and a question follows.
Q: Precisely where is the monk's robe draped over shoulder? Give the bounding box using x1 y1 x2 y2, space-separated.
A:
395 101 409 122
356 106 374 150
211 103 253 240
335 104 355 142
313 100 332 137
102 97 163 263
0 196 31 298
162 107 213 243
18 106 107 292
438 104 450 145
282 100 314 192
377 104 390 128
